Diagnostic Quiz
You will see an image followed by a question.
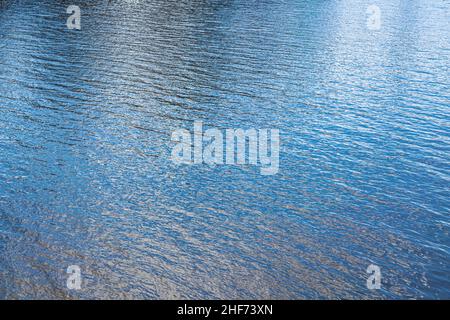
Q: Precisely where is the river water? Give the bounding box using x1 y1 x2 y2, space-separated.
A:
0 0 449 299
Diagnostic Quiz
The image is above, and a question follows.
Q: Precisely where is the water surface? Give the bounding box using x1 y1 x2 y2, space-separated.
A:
0 0 449 299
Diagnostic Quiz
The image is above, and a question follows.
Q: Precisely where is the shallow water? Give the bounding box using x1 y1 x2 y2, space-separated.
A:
0 0 449 299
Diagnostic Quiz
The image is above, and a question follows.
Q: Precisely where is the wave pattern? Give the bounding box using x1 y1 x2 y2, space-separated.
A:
0 0 449 299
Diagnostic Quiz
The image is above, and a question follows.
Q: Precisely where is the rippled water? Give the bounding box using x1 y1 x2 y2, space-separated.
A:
0 0 449 299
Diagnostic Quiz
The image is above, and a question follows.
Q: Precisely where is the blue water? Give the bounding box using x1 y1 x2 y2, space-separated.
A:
0 0 449 299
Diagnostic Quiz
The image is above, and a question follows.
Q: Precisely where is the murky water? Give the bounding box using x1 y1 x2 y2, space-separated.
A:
0 0 449 299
